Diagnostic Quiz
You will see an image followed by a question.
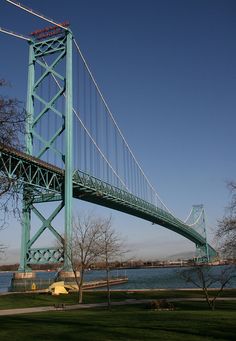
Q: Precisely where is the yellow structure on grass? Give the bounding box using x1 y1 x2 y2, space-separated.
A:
48 281 78 295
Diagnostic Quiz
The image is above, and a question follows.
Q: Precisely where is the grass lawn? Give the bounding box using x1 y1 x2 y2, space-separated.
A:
0 302 235 340
0 289 236 309
0 291 235 340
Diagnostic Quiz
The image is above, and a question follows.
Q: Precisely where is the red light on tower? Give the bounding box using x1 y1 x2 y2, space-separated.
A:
30 22 70 40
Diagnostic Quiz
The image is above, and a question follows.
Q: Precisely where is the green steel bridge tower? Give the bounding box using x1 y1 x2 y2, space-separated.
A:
18 26 73 273
0 15 217 274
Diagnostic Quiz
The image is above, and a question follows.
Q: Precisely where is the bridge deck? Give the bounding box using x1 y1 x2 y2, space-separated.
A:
0 143 217 257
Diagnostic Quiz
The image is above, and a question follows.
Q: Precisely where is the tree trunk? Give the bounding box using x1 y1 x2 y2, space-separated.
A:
203 287 213 310
106 264 111 310
78 270 84 304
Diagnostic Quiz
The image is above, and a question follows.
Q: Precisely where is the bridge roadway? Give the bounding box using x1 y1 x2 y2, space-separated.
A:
0 143 217 258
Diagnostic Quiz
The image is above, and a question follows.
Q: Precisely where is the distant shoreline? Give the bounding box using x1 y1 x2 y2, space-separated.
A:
0 262 235 273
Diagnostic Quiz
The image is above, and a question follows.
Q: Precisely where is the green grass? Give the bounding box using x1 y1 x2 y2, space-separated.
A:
0 291 236 340
0 303 235 340
0 289 236 309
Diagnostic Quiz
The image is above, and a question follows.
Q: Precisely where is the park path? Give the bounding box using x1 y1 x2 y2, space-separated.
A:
0 300 150 316
0 298 236 316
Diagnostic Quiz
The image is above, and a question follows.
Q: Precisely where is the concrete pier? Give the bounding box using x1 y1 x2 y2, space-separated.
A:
58 270 80 282
14 272 36 280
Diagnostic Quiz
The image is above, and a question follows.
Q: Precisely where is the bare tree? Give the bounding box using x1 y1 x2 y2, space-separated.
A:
0 79 25 148
217 182 236 259
0 79 25 228
180 265 236 310
69 213 104 303
100 218 125 310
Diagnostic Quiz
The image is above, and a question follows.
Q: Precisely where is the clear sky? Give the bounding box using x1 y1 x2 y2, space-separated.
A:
0 0 236 263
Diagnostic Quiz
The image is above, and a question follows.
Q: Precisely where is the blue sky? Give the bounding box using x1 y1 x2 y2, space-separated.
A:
0 0 236 262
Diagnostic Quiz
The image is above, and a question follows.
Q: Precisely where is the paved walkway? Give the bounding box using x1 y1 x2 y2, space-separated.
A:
0 298 236 316
0 299 150 316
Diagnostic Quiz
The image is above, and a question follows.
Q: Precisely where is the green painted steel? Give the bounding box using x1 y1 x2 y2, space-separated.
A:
27 247 64 264
14 30 74 270
25 41 34 155
18 193 31 272
31 35 66 160
191 205 210 262
31 35 67 159
0 28 218 268
0 144 218 262
64 30 73 271
0 144 63 193
19 40 35 272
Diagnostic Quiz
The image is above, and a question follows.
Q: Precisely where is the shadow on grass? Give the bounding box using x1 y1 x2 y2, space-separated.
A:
0 303 235 341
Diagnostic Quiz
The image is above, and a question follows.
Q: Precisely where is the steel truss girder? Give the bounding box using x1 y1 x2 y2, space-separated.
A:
27 247 64 264
0 145 63 194
0 145 217 262
73 171 208 243
33 36 67 58
72 171 217 260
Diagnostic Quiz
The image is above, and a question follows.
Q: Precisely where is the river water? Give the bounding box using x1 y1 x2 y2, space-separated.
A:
0 265 235 292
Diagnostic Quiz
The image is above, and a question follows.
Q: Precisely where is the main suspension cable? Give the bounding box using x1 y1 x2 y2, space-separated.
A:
5 0 69 31
0 26 31 41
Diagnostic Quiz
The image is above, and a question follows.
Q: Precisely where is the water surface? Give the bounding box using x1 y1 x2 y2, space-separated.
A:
0 265 235 292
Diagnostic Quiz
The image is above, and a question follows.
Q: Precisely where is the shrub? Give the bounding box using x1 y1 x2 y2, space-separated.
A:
147 299 174 310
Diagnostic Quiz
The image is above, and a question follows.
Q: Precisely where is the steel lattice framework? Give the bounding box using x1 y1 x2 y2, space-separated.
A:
0 144 217 266
16 29 73 271
0 22 218 272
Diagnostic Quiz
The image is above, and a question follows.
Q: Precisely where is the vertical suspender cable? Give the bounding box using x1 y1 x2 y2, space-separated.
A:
73 38 171 213
89 75 92 177
83 64 87 172
47 73 51 163
43 48 130 190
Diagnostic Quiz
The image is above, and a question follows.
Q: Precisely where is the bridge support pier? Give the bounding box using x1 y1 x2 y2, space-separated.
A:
58 270 80 281
14 271 36 280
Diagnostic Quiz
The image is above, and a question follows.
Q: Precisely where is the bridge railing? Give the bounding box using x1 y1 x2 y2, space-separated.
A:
73 170 208 245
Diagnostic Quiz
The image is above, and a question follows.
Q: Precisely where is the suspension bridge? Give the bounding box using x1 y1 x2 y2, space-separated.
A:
0 1 217 274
